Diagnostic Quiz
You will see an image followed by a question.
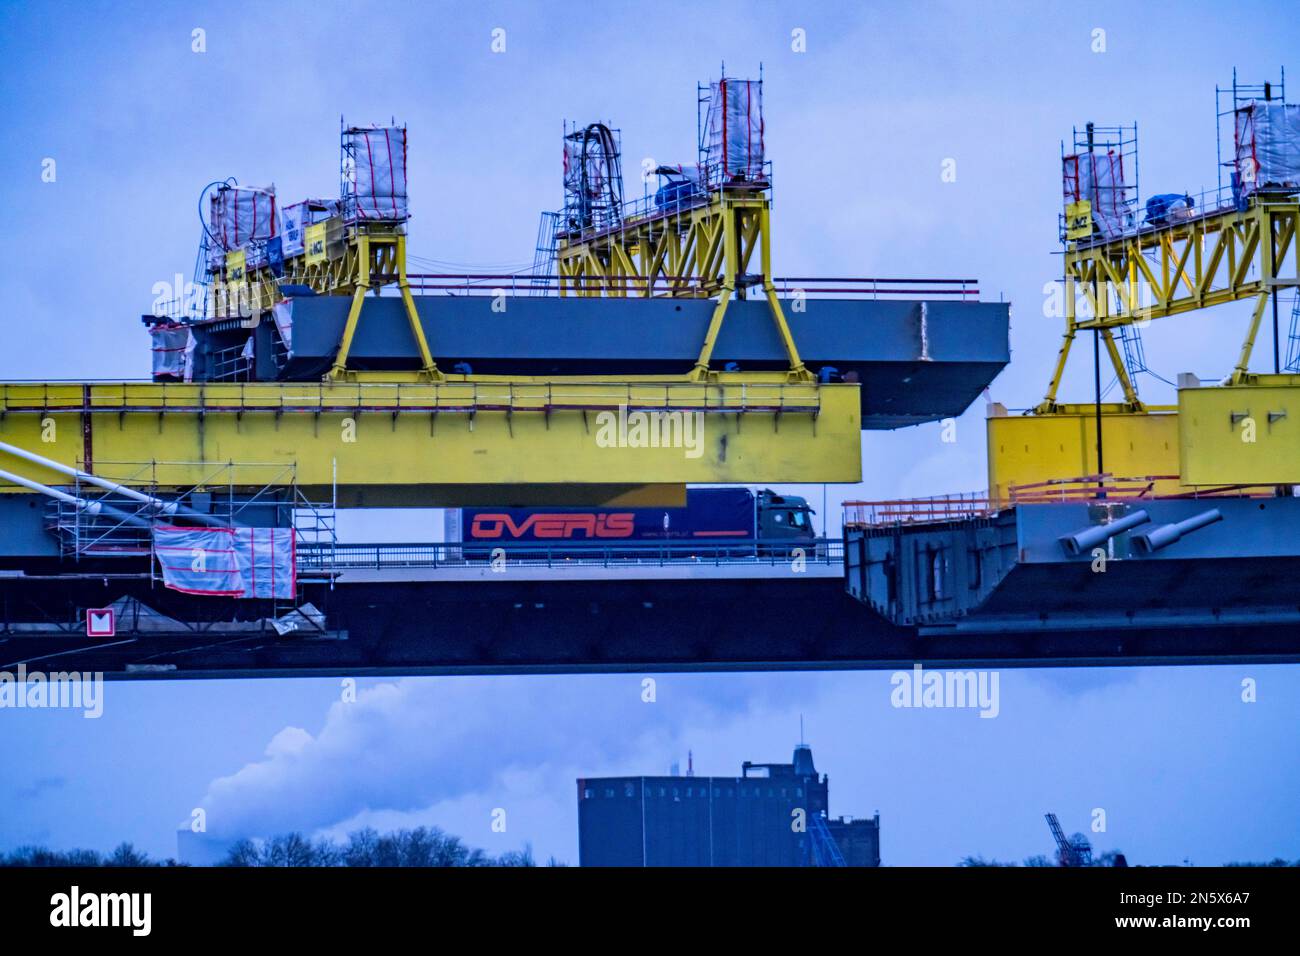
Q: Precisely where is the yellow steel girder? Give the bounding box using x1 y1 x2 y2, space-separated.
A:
0 380 862 493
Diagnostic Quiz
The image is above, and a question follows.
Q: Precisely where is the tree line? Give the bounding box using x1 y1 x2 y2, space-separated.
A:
2 826 560 867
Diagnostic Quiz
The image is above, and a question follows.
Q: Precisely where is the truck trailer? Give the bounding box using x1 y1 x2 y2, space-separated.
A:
448 487 817 556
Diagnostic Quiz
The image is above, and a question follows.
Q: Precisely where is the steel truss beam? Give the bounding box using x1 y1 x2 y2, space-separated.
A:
1039 196 1299 412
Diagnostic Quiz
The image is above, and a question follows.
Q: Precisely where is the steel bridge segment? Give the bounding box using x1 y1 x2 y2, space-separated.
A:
236 293 1009 427
2 572 1298 679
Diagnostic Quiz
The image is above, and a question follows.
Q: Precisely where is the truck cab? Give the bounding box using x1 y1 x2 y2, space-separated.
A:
755 489 816 542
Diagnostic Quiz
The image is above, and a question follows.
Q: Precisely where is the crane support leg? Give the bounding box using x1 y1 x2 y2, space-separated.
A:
759 206 810 382
764 285 810 381
1037 326 1076 413
1232 291 1273 383
397 234 440 380
692 288 733 379
330 278 371 379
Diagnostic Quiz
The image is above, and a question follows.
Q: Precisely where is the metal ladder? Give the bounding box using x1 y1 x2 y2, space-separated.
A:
530 211 559 296
1285 291 1300 373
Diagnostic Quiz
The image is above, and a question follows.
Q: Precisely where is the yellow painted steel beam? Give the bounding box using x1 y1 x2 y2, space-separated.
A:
395 233 439 377
758 205 808 379
0 381 862 492
986 403 1181 506
1230 291 1273 384
1179 376 1300 485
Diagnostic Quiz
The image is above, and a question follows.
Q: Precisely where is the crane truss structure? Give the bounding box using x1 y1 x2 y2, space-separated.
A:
211 223 437 383
1041 192 1300 412
556 186 810 382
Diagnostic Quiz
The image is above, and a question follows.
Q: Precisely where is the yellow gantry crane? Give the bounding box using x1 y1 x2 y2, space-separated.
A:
220 218 437 382
556 180 810 383
1040 185 1298 412
990 85 1300 503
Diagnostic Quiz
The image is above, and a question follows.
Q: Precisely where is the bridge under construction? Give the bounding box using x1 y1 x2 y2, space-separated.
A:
1 70 1297 678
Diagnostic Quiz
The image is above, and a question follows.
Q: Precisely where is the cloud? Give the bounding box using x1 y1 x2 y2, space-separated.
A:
194 672 821 843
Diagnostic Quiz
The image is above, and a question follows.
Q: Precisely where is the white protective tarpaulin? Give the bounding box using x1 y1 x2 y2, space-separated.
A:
153 526 244 597
149 324 189 379
183 329 196 382
1235 100 1300 196
272 299 293 356
281 199 340 257
1062 150 1134 239
210 185 277 252
345 127 408 221
234 527 297 599
153 525 296 599
703 79 765 187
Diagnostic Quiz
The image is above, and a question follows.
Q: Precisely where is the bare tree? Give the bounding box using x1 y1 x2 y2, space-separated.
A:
105 843 151 867
222 839 261 867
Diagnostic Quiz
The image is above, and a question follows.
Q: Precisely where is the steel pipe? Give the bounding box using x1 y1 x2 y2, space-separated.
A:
1058 509 1151 556
1131 509 1224 554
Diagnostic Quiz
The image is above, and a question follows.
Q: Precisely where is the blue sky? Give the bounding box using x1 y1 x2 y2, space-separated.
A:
0 0 1297 865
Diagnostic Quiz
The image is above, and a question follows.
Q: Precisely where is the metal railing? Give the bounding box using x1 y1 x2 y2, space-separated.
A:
1007 474 1168 503
1007 473 1280 503
0 380 825 416
844 477 1285 529
150 268 984 317
843 494 996 527
297 537 842 571
370 273 981 300
770 277 980 300
1062 181 1299 247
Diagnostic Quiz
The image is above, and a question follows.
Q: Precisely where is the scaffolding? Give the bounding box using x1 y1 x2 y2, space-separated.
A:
1060 123 1139 243
1216 67 1287 195
697 71 768 191
530 210 560 295
43 460 336 581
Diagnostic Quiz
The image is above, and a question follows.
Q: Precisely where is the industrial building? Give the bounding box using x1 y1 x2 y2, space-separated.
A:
577 744 880 867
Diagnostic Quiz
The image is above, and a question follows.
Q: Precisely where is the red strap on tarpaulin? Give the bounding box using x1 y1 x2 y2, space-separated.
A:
384 128 397 218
